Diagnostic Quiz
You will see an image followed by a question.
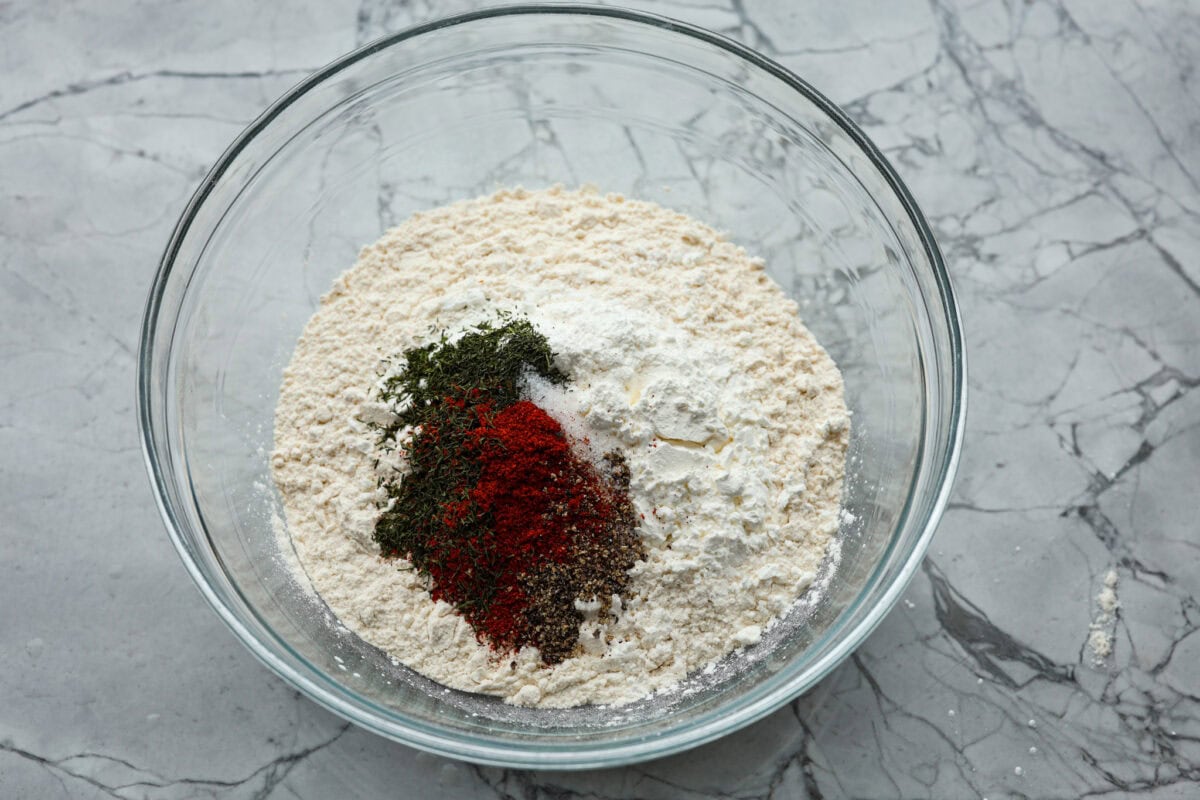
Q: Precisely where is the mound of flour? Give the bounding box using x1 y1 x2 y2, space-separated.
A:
272 186 849 708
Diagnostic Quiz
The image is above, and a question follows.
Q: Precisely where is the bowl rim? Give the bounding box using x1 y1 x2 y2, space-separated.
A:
137 2 966 769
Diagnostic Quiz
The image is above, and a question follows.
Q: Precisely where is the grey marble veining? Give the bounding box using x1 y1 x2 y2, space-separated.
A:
2 0 1198 797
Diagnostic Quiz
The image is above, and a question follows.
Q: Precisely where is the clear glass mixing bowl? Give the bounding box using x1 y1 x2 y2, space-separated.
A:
138 5 964 769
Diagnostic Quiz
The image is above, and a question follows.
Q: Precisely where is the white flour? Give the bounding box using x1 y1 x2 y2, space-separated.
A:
272 186 849 708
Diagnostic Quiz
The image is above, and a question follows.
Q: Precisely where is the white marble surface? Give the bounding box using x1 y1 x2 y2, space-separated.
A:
2 0 1199 797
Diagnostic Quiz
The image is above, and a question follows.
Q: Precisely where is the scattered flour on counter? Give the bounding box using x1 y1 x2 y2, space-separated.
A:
1088 569 1120 664
271 186 849 708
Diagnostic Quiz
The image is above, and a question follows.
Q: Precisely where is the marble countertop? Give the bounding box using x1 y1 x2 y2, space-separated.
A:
3 0 1198 797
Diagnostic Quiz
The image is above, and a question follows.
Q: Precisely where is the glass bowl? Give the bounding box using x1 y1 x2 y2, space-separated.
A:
138 5 964 769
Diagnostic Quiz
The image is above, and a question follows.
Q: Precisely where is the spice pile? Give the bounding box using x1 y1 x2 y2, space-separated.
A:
372 318 644 664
